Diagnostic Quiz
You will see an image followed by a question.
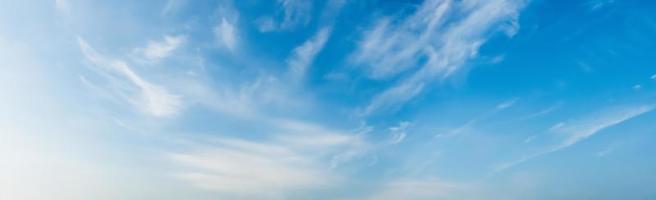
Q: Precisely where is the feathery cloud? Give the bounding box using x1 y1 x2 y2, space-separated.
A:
287 27 332 80
255 0 312 32
356 0 525 115
78 37 181 117
215 18 238 51
389 121 410 144
170 119 366 197
140 35 185 60
170 140 333 197
495 105 654 172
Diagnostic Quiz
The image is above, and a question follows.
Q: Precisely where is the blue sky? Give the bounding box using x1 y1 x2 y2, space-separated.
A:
1 0 656 199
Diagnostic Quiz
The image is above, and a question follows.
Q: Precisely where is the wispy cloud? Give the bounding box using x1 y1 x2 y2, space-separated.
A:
170 119 367 197
170 140 333 197
255 0 312 32
496 98 518 110
651 73 656 80
357 0 525 115
494 105 654 172
551 105 653 150
214 18 238 52
78 37 182 117
139 35 185 61
586 0 615 11
161 0 186 15
279 0 312 29
435 98 517 138
389 121 410 144
287 27 332 80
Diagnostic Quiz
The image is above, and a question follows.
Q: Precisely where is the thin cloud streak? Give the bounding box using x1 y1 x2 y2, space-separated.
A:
287 27 332 80
494 105 654 173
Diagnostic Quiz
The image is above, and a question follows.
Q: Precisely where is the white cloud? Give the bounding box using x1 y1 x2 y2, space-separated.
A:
551 105 653 150
253 0 314 32
651 73 656 80
214 18 238 51
170 141 333 197
287 27 332 80
435 98 517 139
169 119 368 197
495 105 654 172
587 0 615 11
78 37 181 117
361 81 425 115
389 121 410 144
141 35 185 60
356 0 525 115
279 0 312 29
162 0 185 15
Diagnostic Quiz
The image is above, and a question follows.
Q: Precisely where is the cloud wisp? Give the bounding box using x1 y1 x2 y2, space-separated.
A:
215 18 238 52
139 35 185 61
78 38 182 117
494 105 654 173
169 119 367 198
356 0 525 115
255 0 313 32
287 27 332 80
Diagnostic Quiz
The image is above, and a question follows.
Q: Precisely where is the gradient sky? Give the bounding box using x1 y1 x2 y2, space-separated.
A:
2 0 656 199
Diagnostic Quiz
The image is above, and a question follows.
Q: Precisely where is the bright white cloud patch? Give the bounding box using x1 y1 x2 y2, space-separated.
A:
78 38 181 117
357 0 525 115
141 35 185 60
287 27 331 79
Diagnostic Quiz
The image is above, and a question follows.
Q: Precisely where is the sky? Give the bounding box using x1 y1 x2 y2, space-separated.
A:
1 0 656 199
